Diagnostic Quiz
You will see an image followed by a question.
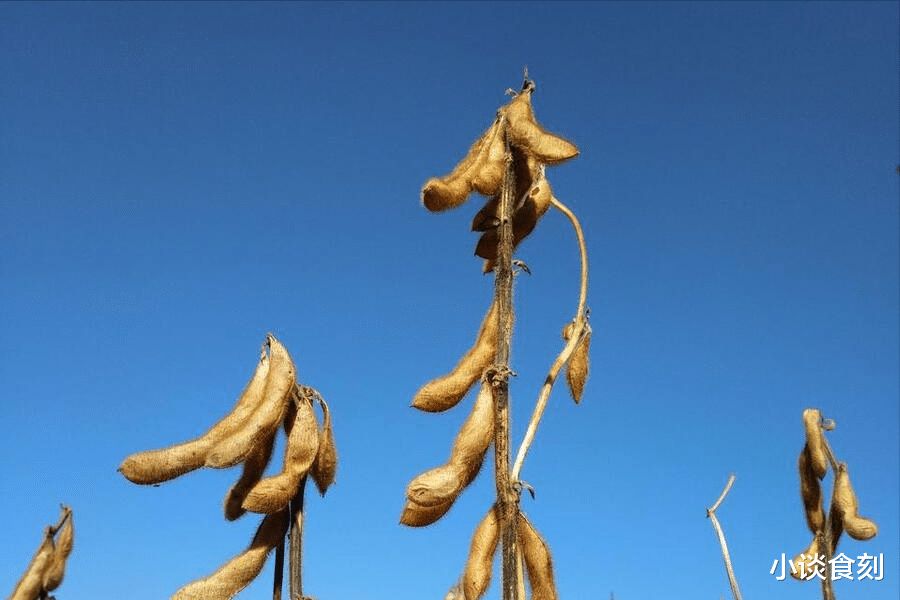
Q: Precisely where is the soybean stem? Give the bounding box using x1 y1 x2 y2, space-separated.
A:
493 109 521 600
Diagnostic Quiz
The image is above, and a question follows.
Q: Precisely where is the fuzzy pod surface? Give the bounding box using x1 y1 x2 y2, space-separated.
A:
421 118 504 212
500 86 579 165
564 324 591 404
170 509 289 600
406 381 494 510
223 429 276 521
41 510 74 592
518 513 558 600
463 506 500 600
412 299 499 412
833 464 878 540
8 528 54 600
119 347 271 485
310 396 338 496
797 445 824 534
242 390 319 514
206 334 296 469
801 408 828 479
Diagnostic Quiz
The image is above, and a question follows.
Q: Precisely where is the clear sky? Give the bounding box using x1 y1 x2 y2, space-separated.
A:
1 2 897 600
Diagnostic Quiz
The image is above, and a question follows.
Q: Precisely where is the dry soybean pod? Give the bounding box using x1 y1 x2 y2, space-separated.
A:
119 345 270 485
406 463 467 509
41 508 74 592
501 87 579 165
8 527 54 600
471 147 540 233
170 509 289 600
833 464 878 540
206 334 296 469
790 536 822 581
310 394 338 496
563 320 591 404
801 408 828 479
399 496 456 528
449 379 494 482
242 388 319 514
406 381 494 508
421 118 502 212
518 513 558 600
223 430 276 521
797 445 824 534
463 506 500 600
476 172 553 263
412 299 499 412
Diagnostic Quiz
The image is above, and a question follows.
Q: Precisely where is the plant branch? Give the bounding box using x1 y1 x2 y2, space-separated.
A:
706 473 743 600
510 195 590 483
550 195 589 318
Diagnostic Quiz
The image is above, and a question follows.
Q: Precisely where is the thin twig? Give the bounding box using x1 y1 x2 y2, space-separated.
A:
510 195 590 482
706 473 743 600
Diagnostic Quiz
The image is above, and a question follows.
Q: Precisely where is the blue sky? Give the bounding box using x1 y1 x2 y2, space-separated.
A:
1 2 897 599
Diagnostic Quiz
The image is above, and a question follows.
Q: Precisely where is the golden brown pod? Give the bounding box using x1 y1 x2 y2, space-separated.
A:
119 346 270 485
833 464 878 540
406 381 494 511
421 117 506 212
406 463 467 509
41 509 74 592
518 513 558 600
790 536 823 581
563 323 591 404
399 496 456 528
471 146 541 233
475 173 554 264
463 506 500 600
206 334 296 469
8 527 54 600
412 299 499 412
797 445 824 534
170 509 289 600
242 390 319 514
500 87 579 166
223 429 276 521
310 396 338 496
801 409 828 479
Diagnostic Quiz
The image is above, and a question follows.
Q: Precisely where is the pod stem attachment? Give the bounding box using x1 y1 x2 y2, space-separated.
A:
491 107 522 600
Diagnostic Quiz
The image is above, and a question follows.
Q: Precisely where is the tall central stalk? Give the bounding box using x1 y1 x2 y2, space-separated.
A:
492 131 520 600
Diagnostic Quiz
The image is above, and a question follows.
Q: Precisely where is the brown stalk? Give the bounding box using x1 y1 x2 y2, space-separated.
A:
706 473 743 600
289 477 307 600
491 87 524 600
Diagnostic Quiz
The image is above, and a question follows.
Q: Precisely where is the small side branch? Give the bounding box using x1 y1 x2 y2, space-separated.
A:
706 473 743 600
510 196 589 482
